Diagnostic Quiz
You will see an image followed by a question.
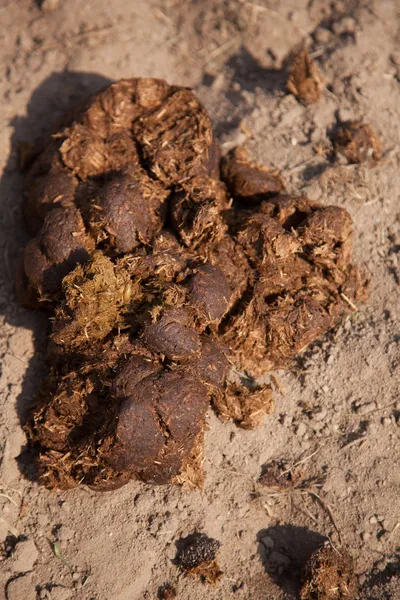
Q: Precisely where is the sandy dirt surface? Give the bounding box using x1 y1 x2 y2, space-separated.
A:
0 0 400 598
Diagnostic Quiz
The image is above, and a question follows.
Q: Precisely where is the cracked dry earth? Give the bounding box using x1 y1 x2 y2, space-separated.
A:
0 1 400 599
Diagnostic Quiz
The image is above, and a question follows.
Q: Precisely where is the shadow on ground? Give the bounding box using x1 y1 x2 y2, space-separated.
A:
257 524 326 597
360 550 400 600
201 45 288 137
0 70 112 481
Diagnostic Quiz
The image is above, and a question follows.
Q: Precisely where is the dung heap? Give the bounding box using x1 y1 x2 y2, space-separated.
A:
300 545 358 600
19 78 367 490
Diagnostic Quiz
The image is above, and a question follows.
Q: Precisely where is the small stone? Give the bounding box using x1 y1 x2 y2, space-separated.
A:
269 551 291 567
285 415 293 427
361 531 370 541
366 421 377 434
369 516 377 525
381 417 392 427
11 539 38 572
40 0 60 12
6 573 36 600
356 401 376 415
60 501 71 512
332 16 356 35
44 587 72 600
303 182 322 202
261 536 274 551
57 526 75 542
211 73 225 92
377 516 385 523
296 422 307 437
314 407 328 422
314 27 333 43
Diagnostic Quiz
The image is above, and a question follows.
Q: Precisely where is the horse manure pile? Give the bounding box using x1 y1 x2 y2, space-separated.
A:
333 121 382 164
300 545 358 600
18 78 368 490
175 532 222 585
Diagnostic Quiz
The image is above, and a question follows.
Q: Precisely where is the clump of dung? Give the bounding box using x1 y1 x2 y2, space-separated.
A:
333 121 382 164
287 47 324 105
300 545 358 600
19 77 368 490
221 146 284 204
158 583 177 599
175 532 223 585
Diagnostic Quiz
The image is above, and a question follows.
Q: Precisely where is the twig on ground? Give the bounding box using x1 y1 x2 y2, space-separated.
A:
306 490 342 544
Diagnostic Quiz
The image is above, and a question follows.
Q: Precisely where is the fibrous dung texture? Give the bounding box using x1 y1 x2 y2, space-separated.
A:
300 545 358 600
19 78 367 490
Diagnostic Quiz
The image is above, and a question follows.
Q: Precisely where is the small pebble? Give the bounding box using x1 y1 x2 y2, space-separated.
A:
314 27 333 43
332 16 356 35
284 414 293 427
381 417 392 427
356 401 376 415
261 536 274 550
270 551 291 567
314 407 328 422
296 422 307 437
40 0 60 12
366 421 377 434
370 516 377 525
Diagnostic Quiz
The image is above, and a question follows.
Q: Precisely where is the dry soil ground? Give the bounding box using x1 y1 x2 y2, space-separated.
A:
0 1 400 599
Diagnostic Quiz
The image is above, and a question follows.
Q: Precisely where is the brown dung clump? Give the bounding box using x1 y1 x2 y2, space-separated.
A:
19 77 368 490
300 545 358 600
175 532 223 585
287 47 324 105
158 584 177 599
333 121 382 164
